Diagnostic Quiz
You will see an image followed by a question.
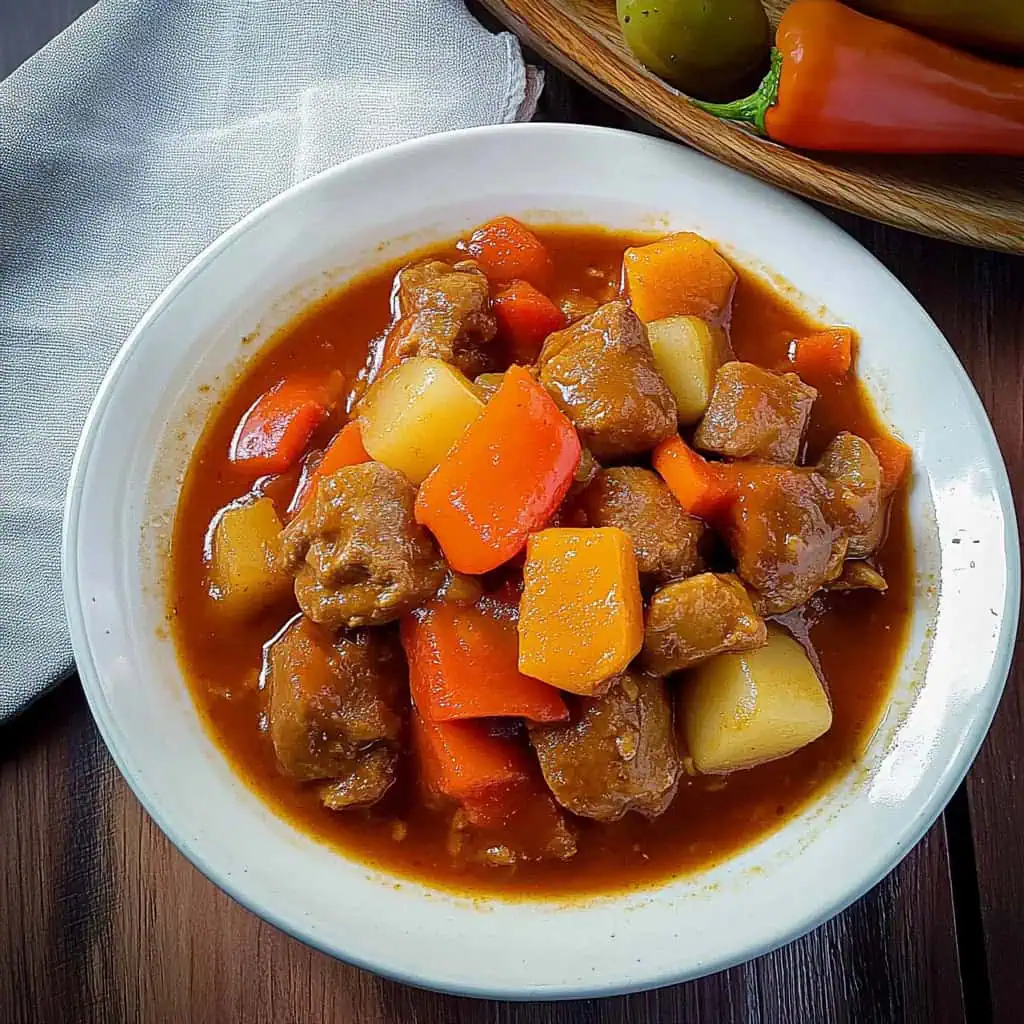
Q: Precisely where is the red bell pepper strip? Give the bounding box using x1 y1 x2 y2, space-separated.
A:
691 0 1024 155
229 377 337 475
288 420 370 514
493 280 566 363
415 365 581 574
402 598 568 724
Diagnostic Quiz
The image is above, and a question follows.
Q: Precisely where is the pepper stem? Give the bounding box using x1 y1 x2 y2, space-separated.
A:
689 49 783 137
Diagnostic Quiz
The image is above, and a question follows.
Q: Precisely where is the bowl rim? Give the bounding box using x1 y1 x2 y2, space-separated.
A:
62 122 1021 999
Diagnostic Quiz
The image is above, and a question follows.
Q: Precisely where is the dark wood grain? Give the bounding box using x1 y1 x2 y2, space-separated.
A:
1 2 1021 1023
0 680 966 1024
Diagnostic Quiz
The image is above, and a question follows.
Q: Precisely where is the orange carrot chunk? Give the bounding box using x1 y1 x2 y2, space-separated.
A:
415 364 581 574
871 434 912 494
465 216 553 287
493 280 566 362
411 708 532 806
787 327 854 380
653 435 736 521
288 420 370 514
624 233 737 323
229 379 333 475
402 598 568 723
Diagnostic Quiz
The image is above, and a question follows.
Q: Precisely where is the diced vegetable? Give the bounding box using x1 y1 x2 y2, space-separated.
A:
518 527 643 695
652 435 736 520
229 379 333 475
786 327 854 380
623 233 737 323
288 420 370 514
647 315 730 424
465 216 553 287
871 433 912 494
681 626 833 774
359 356 484 484
415 365 581 574
411 708 532 805
208 496 292 615
493 280 566 362
402 599 568 723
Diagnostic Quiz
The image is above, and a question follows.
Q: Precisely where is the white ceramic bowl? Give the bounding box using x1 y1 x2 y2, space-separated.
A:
63 124 1018 999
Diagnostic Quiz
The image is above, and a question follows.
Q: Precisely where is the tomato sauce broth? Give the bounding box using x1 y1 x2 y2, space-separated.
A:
169 227 912 896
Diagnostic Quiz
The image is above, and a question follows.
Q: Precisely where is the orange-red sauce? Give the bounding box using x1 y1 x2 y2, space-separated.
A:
169 227 912 896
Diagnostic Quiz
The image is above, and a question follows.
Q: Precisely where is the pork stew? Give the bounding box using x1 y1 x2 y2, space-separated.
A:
169 220 913 896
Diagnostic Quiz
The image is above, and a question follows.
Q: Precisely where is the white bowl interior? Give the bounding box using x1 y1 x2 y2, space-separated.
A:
64 125 1018 998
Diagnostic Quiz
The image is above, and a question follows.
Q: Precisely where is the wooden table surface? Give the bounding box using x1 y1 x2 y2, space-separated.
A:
1 3 1022 1022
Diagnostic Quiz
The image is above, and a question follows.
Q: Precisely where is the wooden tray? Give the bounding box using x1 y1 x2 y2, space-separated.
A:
479 0 1024 253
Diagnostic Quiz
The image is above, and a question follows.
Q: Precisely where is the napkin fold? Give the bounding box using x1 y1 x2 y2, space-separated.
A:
0 0 540 721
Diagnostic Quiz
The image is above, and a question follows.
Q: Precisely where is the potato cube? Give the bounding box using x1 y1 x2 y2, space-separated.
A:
681 626 832 774
647 315 731 425
209 496 292 616
359 356 484 483
518 527 643 695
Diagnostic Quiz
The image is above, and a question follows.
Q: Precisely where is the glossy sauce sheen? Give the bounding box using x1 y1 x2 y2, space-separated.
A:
169 227 913 896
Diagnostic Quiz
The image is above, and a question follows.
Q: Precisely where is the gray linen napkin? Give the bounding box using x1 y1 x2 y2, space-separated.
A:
0 0 540 721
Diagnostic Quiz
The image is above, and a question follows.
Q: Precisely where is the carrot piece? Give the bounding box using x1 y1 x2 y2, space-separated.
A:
465 217 553 287
288 420 370 514
493 280 566 362
402 598 568 724
411 708 532 806
459 777 569 849
229 379 332 475
652 435 736 521
415 365 581 574
518 527 644 696
787 327 854 379
623 233 737 323
871 434 912 494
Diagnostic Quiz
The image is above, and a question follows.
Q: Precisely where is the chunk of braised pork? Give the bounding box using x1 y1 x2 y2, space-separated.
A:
392 260 497 377
576 467 705 581
642 573 767 675
537 301 676 459
280 463 445 628
266 616 405 796
529 672 680 822
694 362 816 464
817 432 885 557
319 747 400 810
724 466 846 615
